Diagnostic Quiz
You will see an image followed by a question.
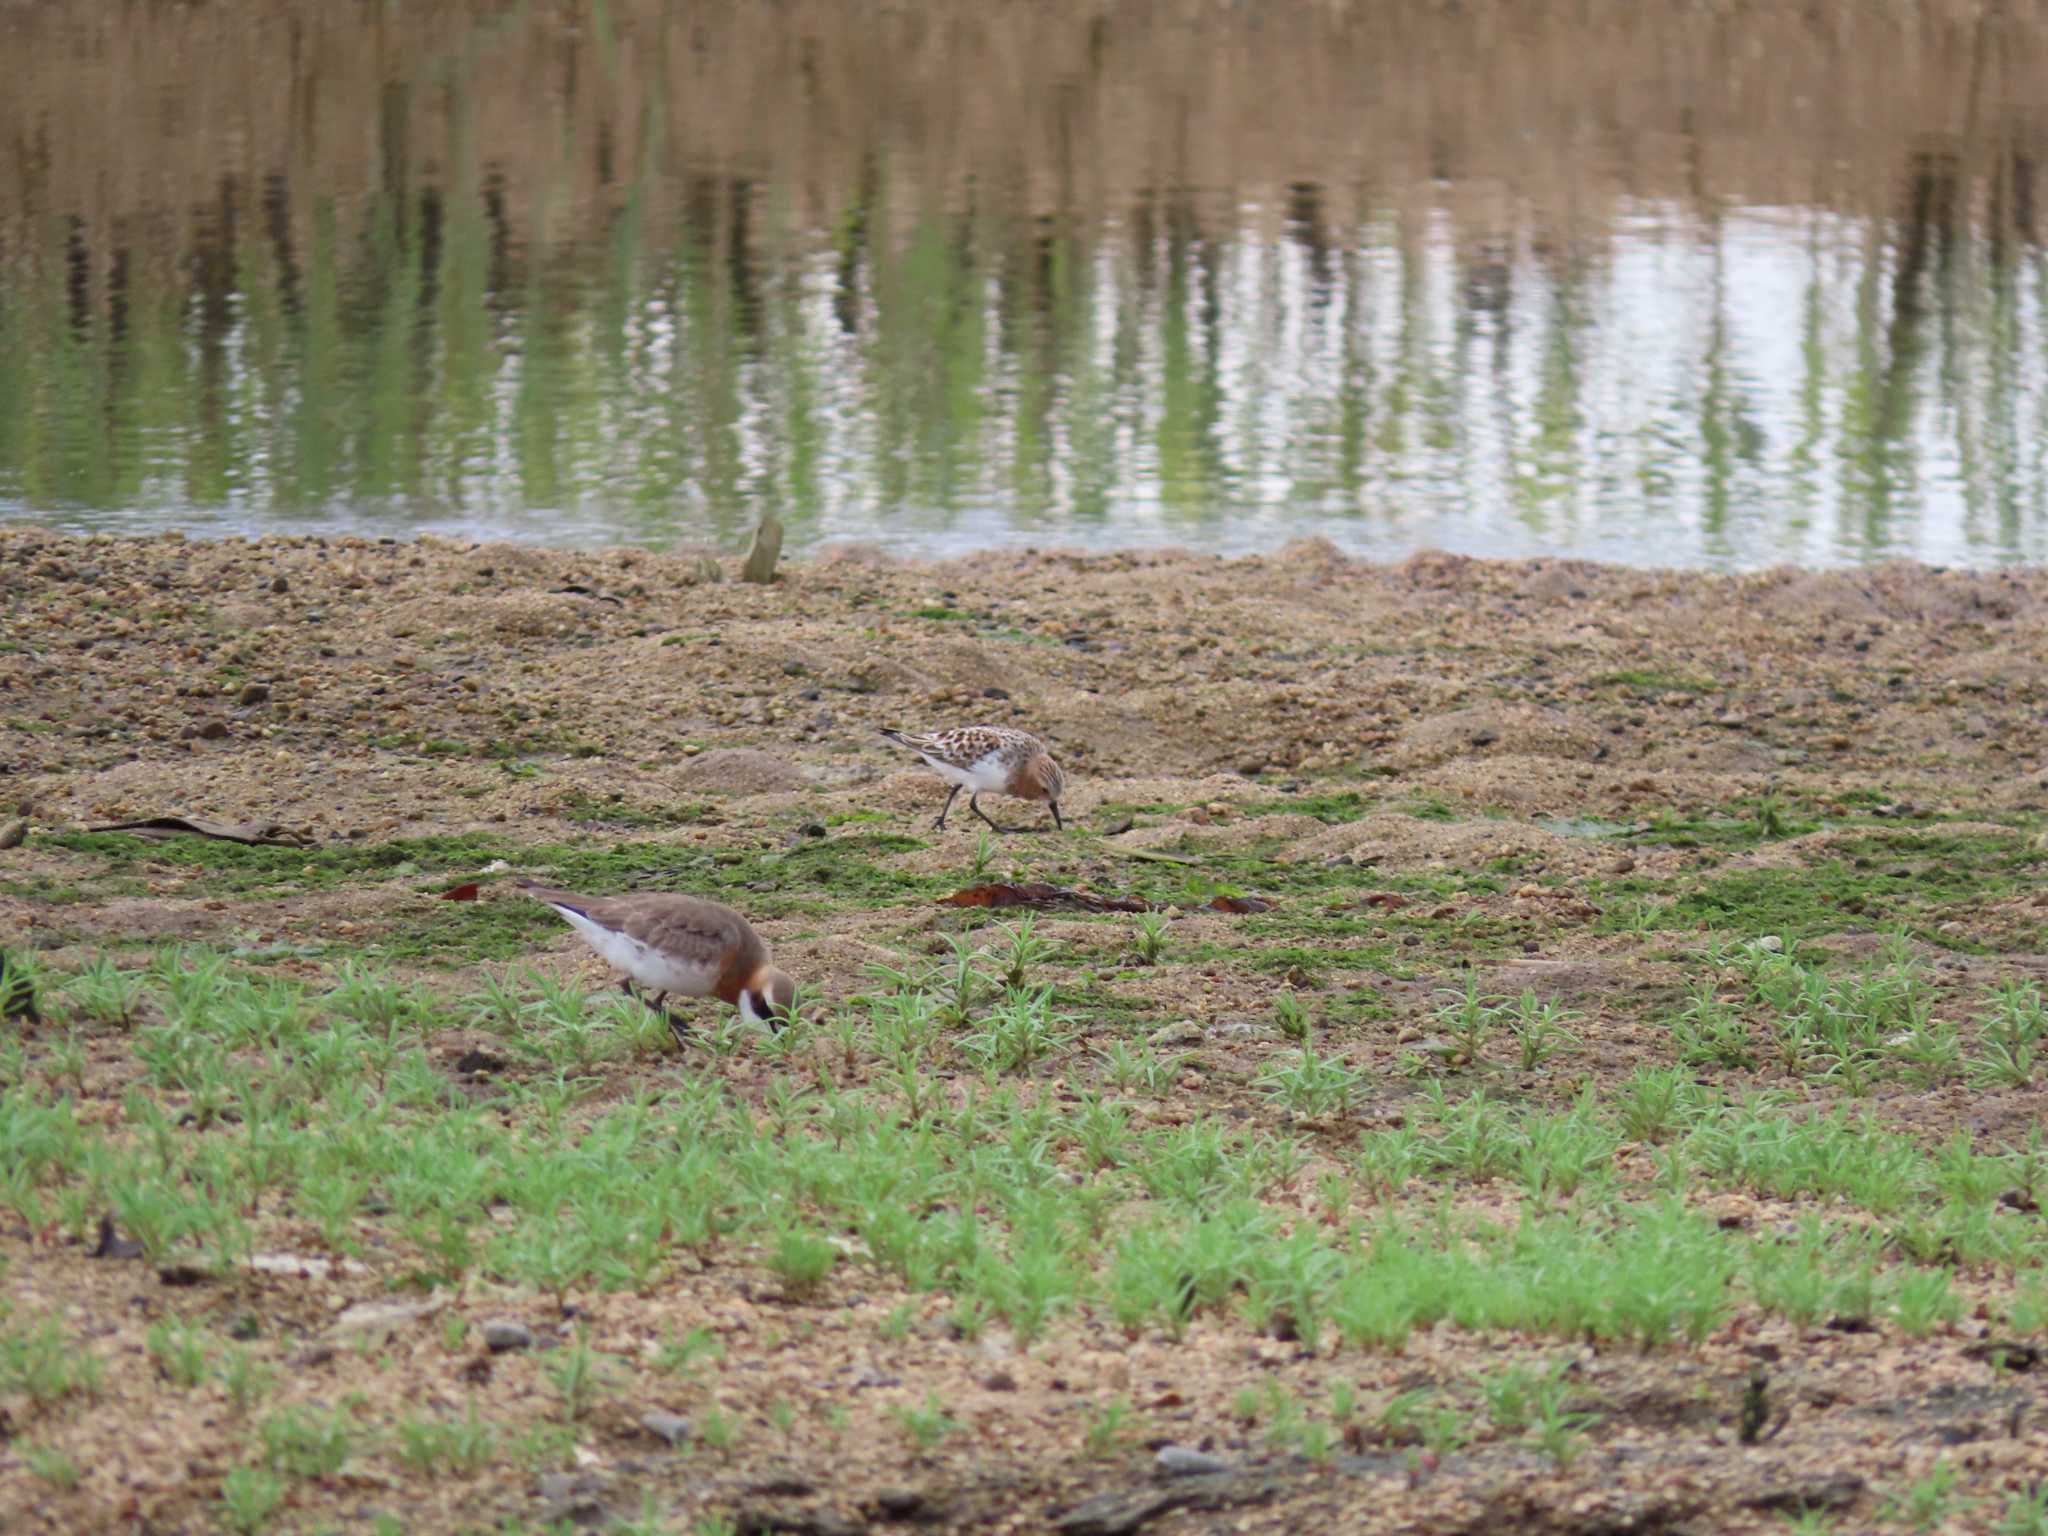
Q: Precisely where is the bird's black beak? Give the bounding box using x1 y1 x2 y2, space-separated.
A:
1049 801 1065 832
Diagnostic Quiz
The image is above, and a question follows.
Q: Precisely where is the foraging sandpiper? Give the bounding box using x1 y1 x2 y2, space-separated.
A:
517 882 796 1041
879 725 1066 834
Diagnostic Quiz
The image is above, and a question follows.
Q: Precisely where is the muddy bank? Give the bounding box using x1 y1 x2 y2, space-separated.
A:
4 531 2048 1536
3 530 2043 845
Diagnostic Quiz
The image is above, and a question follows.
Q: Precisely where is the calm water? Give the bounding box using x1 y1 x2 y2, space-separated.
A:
6 1 2048 567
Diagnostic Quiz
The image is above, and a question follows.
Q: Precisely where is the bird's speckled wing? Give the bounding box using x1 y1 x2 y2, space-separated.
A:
885 725 1038 768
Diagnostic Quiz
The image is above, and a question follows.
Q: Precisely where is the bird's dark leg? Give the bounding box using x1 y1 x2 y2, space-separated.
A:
969 793 1026 835
934 783 963 831
625 979 689 1047
622 979 670 1013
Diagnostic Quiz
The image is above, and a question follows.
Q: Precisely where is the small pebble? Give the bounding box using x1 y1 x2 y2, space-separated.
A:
1149 1021 1205 1048
0 819 25 850
484 1320 534 1352
639 1410 690 1446
1156 1445 1231 1478
238 682 271 706
975 1328 1016 1360
534 1470 606 1526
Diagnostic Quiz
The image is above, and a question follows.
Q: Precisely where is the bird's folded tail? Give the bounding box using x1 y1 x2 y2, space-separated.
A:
877 727 911 746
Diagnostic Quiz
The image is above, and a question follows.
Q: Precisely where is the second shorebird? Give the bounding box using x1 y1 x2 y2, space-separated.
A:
879 724 1066 834
517 882 796 1043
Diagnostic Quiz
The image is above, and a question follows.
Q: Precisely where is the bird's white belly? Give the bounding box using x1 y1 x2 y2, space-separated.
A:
926 750 1011 794
559 909 718 995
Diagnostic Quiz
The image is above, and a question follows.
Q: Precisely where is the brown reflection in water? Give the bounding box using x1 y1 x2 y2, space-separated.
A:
1882 146 1961 444
3 0 2048 558
6 2 2043 278
262 171 301 317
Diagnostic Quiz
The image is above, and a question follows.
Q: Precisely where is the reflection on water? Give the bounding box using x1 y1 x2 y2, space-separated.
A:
5 0 2048 566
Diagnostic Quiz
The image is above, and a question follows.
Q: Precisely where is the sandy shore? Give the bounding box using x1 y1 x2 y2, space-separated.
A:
2 529 2047 1534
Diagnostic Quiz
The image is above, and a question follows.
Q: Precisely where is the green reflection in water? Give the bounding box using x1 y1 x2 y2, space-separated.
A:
4 4 2048 568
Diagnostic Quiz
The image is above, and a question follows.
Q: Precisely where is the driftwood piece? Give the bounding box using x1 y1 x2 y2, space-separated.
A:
940 882 1151 913
84 815 310 847
1052 1472 1282 1536
939 883 1274 915
741 514 785 583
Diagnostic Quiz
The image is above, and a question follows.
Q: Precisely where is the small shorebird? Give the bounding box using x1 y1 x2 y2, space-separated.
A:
879 725 1066 834
517 882 796 1041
